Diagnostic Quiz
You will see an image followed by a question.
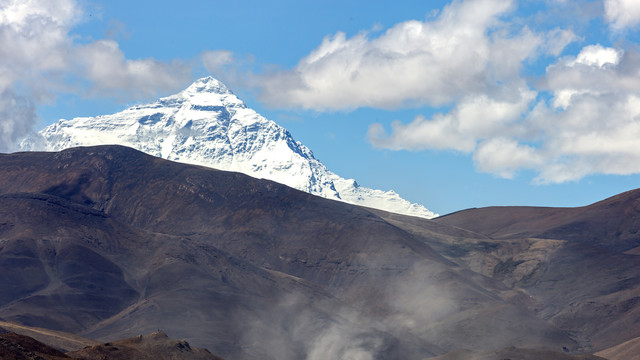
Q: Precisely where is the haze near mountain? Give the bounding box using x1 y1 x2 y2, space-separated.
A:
20 77 436 218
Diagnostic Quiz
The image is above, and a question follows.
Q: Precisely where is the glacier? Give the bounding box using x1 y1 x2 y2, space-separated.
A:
20 77 437 218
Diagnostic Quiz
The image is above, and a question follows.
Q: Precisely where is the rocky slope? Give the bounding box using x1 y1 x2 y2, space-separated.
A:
0 332 73 360
0 145 587 359
68 332 223 360
0 327 224 360
19 77 436 218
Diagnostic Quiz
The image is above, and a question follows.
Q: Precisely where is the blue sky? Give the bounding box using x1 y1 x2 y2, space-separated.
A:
2 0 640 215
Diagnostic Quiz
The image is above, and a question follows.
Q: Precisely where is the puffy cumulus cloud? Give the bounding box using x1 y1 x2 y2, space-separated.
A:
0 0 79 29
528 57 640 183
544 44 626 109
525 93 640 184
569 44 622 67
473 138 542 179
604 0 640 31
253 0 571 111
368 87 537 152
0 0 191 152
0 0 75 91
371 43 640 184
0 0 75 151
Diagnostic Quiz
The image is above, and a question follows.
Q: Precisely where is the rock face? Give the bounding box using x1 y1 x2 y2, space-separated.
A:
19 77 437 219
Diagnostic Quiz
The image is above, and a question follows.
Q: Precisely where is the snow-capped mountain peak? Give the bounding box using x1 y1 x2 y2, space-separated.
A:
19 77 437 219
184 76 232 94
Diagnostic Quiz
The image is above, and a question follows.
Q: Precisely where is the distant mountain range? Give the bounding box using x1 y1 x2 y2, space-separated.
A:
19 77 437 218
1 145 638 359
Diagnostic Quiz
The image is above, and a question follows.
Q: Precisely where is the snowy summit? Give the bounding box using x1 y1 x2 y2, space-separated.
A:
20 77 437 219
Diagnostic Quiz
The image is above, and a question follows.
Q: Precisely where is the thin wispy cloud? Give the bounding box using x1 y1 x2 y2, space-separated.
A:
76 39 191 98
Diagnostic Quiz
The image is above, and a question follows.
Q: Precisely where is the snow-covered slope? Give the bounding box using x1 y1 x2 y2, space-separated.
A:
20 77 437 218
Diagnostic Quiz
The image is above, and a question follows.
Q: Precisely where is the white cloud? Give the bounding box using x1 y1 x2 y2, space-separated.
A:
543 28 580 56
77 40 190 99
545 44 625 109
252 0 572 111
368 87 537 152
528 91 640 183
473 138 542 179
202 50 235 72
0 0 79 28
3 0 633 186
604 0 640 31
569 44 622 67
371 42 640 184
0 0 192 152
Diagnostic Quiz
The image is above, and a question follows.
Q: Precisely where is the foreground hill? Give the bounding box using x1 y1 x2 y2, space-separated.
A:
0 332 73 360
0 145 635 359
0 320 98 352
0 325 223 360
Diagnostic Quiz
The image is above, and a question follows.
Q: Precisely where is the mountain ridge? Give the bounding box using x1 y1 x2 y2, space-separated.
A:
19 76 437 218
